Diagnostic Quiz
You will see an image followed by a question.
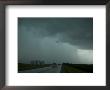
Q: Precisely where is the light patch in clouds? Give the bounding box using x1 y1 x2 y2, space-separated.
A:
77 49 93 64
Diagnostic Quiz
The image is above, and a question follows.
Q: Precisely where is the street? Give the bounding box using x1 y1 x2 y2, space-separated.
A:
19 64 62 73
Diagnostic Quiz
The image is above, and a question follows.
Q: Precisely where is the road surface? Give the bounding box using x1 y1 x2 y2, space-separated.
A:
19 65 62 73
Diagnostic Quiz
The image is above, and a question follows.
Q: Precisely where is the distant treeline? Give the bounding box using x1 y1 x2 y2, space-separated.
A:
60 63 93 73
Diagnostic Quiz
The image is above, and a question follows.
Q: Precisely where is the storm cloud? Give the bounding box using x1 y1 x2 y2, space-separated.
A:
18 18 93 64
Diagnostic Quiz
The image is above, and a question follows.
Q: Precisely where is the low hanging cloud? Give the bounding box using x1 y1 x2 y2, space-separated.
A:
18 18 93 64
18 18 93 50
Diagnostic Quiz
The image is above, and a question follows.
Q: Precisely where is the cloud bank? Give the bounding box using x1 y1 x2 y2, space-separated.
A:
18 18 93 64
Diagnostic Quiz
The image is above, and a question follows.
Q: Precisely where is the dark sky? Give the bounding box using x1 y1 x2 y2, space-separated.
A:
18 18 93 64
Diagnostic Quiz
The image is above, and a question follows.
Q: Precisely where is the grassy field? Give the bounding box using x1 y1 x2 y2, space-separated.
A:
18 63 51 71
60 63 93 73
18 63 93 73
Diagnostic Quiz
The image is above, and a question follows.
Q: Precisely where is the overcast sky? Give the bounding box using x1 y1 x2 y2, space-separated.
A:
18 18 93 64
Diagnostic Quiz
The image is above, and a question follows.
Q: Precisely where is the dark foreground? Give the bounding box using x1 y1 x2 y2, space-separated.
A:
61 63 93 73
18 63 93 73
